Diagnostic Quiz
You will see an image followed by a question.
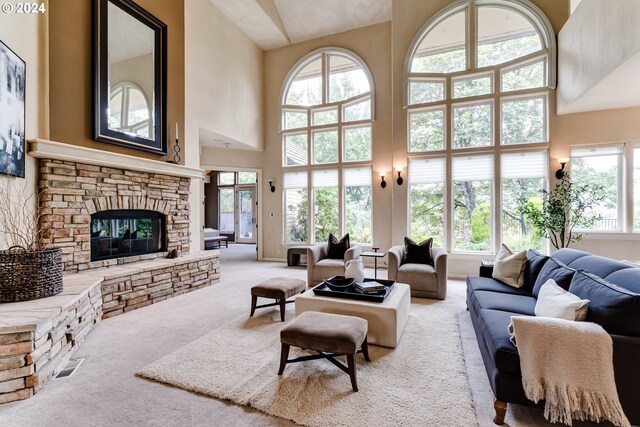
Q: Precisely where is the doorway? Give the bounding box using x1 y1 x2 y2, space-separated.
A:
235 185 256 244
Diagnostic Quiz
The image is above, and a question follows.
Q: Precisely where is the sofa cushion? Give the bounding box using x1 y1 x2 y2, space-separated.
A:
475 308 521 375
402 237 433 266
492 244 527 288
469 290 536 316
604 268 640 294
466 276 532 297
313 258 345 282
523 249 549 291
550 248 591 266
535 279 589 321
397 263 437 293
532 258 576 298
569 270 640 336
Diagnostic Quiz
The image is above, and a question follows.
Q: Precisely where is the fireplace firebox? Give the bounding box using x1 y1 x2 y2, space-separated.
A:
90 210 166 261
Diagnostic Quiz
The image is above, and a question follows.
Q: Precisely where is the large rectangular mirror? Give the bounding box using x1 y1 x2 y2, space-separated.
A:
93 0 167 155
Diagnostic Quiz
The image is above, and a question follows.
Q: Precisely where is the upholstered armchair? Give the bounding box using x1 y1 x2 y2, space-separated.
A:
306 243 362 287
387 246 447 299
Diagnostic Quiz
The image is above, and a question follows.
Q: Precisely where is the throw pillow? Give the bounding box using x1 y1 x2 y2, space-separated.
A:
402 237 433 266
492 244 527 288
535 279 590 321
327 233 350 259
523 249 549 291
532 258 576 297
569 270 640 336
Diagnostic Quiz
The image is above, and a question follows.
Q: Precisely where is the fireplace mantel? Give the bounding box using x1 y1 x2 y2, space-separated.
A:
29 139 204 180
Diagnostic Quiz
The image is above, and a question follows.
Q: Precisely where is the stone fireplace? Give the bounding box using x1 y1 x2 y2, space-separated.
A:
31 139 201 273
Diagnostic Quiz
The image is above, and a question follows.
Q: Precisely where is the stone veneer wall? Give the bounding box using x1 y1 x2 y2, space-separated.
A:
0 282 102 403
38 159 191 273
100 254 220 318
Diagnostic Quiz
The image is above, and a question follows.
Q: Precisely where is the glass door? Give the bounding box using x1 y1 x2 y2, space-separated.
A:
236 186 256 243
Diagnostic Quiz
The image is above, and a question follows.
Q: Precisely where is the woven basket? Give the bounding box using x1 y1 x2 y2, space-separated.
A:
0 246 63 302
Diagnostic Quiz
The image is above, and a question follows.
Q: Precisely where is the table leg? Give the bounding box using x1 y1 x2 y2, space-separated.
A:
373 257 378 279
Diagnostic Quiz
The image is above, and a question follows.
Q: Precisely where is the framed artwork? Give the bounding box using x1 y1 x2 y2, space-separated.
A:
0 39 26 178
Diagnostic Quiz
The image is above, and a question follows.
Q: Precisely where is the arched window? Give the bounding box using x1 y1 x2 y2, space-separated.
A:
405 0 554 253
280 48 375 244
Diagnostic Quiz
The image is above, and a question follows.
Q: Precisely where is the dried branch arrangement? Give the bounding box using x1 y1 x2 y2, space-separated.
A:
0 180 47 251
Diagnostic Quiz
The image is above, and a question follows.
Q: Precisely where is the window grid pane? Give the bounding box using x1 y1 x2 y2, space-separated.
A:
218 172 234 185
570 152 620 231
312 108 338 126
284 110 307 130
501 97 545 145
343 98 371 122
452 75 492 99
452 155 493 252
409 79 445 105
411 10 467 73
218 188 234 232
344 168 372 243
284 133 308 166
313 130 338 164
409 108 445 152
501 60 545 92
285 188 308 242
409 158 446 246
344 126 372 162
453 103 493 149
328 55 370 103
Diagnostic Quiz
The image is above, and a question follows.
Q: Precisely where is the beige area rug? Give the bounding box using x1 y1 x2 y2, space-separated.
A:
138 295 477 427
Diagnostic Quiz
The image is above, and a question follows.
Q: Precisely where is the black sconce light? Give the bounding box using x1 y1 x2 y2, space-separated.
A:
268 179 276 193
380 172 387 188
555 158 569 179
396 167 404 185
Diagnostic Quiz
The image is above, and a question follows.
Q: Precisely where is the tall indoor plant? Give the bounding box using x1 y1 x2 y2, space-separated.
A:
0 181 63 302
522 173 605 250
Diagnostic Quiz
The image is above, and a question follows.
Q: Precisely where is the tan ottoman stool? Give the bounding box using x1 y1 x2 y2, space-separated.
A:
250 277 306 322
278 311 370 392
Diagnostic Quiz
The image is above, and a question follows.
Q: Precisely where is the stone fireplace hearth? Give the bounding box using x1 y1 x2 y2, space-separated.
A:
37 159 191 273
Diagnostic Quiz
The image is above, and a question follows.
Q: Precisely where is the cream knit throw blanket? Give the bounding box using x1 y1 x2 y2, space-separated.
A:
509 316 630 427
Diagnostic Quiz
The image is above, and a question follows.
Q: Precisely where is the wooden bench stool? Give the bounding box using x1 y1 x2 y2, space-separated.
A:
250 277 306 322
278 311 370 392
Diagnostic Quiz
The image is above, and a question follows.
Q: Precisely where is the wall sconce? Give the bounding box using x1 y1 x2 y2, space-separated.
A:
555 158 569 179
396 167 404 185
268 178 276 193
380 172 387 188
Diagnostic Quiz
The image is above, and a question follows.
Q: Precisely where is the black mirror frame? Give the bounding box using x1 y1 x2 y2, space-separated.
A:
92 0 167 155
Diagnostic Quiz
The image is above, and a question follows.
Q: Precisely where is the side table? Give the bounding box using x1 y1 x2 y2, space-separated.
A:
360 248 386 280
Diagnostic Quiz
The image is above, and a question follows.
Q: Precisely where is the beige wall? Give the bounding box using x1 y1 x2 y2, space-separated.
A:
185 0 263 153
0 7 48 250
48 0 185 162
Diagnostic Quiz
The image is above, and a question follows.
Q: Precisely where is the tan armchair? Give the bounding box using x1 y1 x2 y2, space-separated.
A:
306 243 363 287
387 246 447 299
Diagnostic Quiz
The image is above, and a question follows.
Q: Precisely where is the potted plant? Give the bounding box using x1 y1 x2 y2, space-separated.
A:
522 173 605 250
0 181 63 302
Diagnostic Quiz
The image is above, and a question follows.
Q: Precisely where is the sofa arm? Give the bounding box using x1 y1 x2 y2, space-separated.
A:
432 247 448 300
387 245 405 281
307 244 328 287
345 244 362 262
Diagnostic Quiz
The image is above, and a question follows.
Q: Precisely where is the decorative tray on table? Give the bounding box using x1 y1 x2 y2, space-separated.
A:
312 276 395 303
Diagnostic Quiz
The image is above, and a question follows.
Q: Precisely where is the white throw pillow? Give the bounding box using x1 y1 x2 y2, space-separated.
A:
492 244 527 288
535 279 590 321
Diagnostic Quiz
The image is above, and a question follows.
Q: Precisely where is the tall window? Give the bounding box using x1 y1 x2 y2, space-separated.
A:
406 0 555 253
409 157 445 246
570 145 622 231
635 146 640 230
281 48 374 243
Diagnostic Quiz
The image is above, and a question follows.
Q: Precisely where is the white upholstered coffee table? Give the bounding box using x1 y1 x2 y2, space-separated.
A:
295 283 411 348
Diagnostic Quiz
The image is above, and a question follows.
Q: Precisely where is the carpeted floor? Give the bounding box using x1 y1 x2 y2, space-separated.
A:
0 244 627 426
137 292 477 427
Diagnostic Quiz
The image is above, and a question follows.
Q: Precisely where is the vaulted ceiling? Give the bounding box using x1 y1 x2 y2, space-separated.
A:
209 0 392 50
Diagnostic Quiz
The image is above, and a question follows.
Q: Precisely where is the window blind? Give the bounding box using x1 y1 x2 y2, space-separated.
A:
409 157 445 184
501 151 547 179
343 167 371 187
283 171 308 189
452 155 493 181
312 169 339 187
571 144 623 158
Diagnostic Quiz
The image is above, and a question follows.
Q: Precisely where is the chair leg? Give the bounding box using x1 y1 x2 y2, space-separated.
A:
279 299 286 322
493 399 507 425
250 294 257 317
347 354 358 392
361 337 371 362
278 343 290 375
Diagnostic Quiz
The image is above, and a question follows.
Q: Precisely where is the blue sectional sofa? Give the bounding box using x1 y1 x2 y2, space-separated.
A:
466 248 640 425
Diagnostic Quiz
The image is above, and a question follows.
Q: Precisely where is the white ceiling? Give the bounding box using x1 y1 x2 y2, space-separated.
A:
209 0 392 50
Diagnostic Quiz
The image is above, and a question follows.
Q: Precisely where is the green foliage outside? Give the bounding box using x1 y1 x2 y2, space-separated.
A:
344 127 371 161
471 203 491 244
410 110 444 151
345 185 372 243
313 131 338 164
409 81 444 105
286 189 308 242
522 174 606 249
453 104 492 148
410 183 444 246
314 187 339 242
502 98 544 144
